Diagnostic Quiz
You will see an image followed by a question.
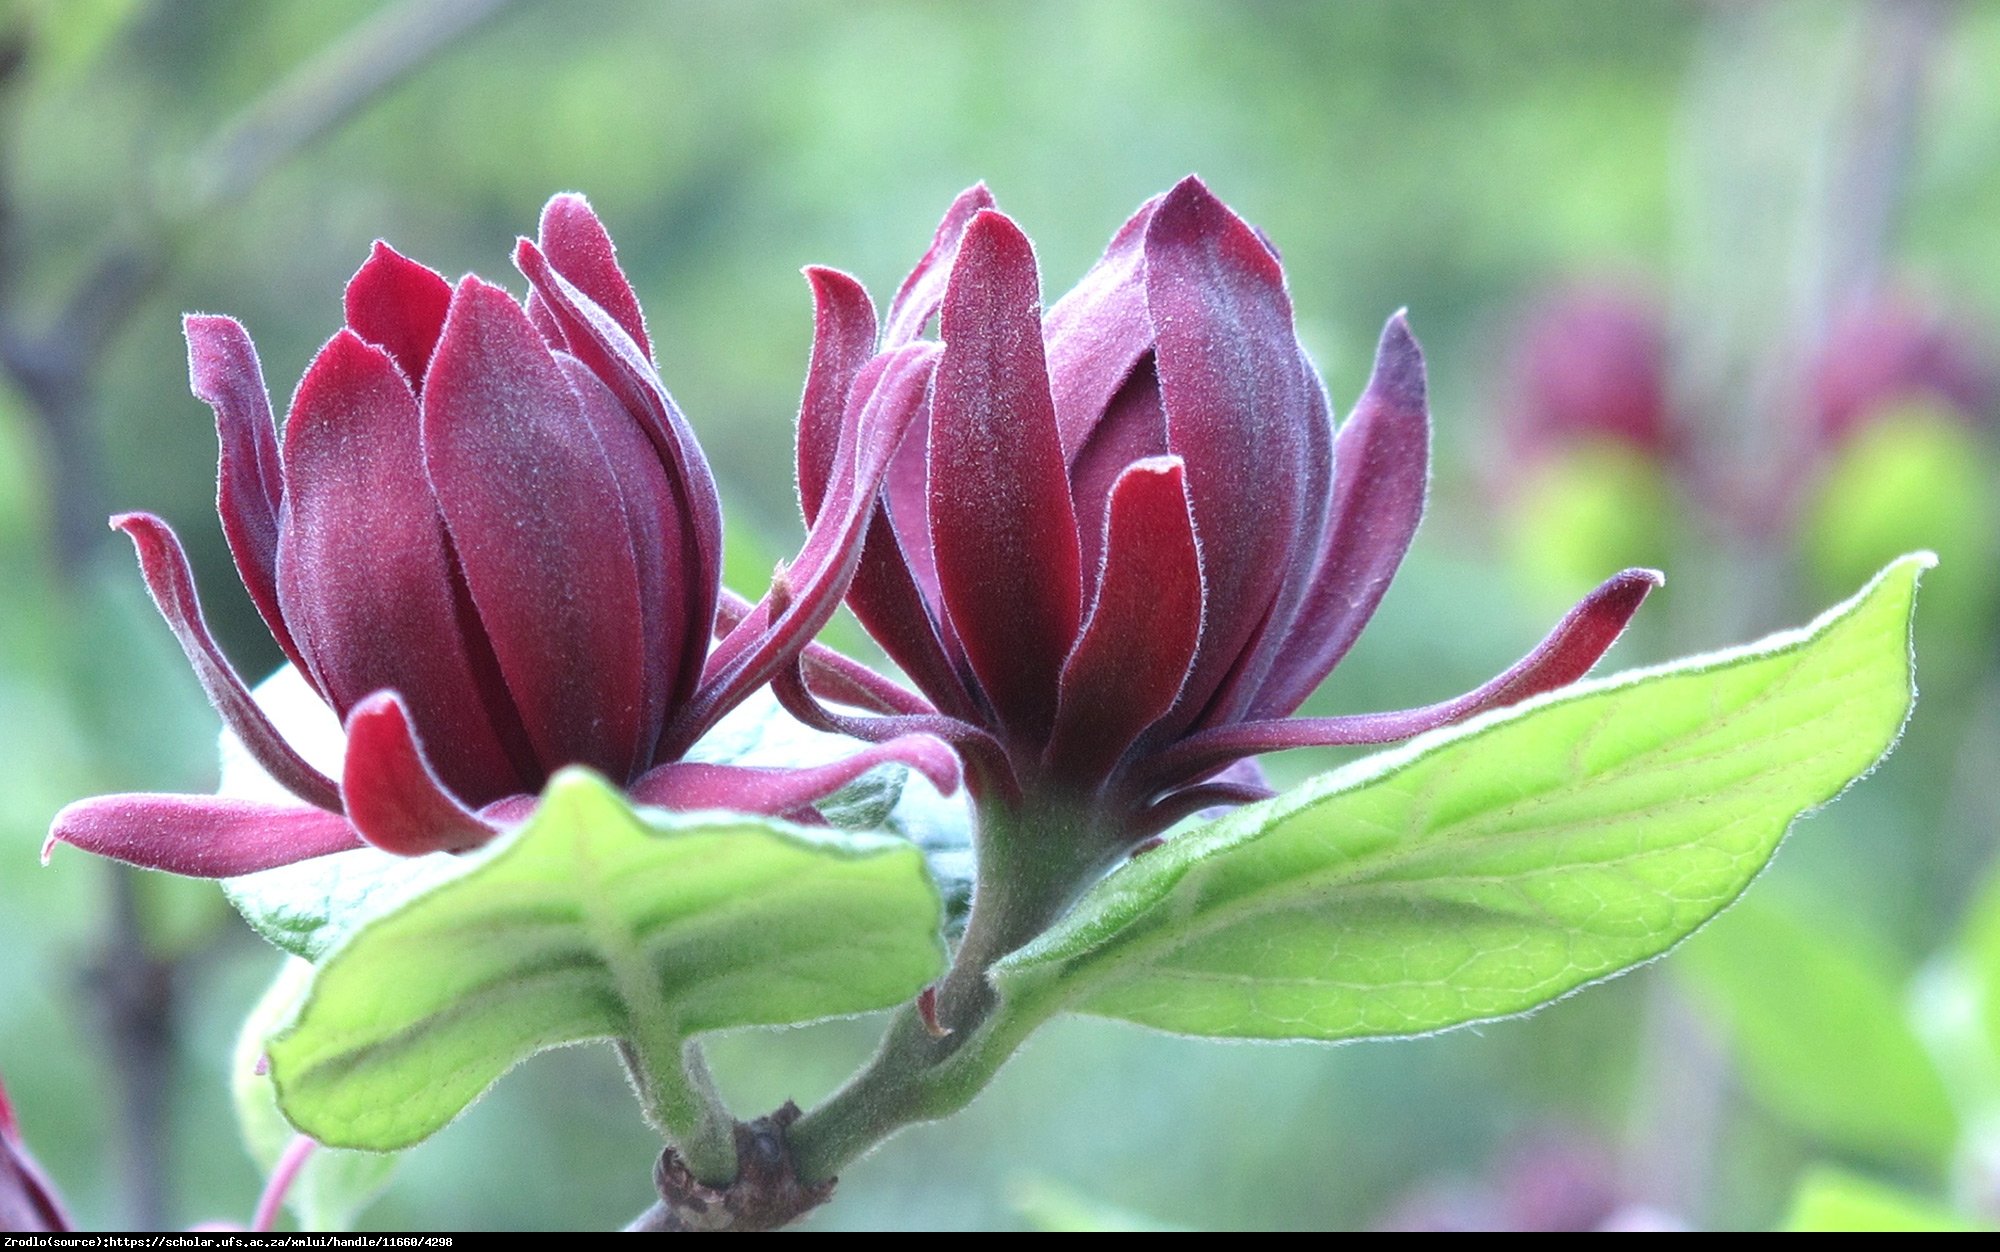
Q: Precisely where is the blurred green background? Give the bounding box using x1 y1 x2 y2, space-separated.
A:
3 0 1999 1232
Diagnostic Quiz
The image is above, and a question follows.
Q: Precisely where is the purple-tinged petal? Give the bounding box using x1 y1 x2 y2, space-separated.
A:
1047 457 1203 786
1250 312 1430 718
0 1078 71 1232
538 192 651 358
883 184 996 347
797 266 878 525
276 329 530 803
681 344 939 751
631 734 961 816
185 315 318 691
1141 568 1664 790
716 589 932 715
422 277 649 783
1144 176 1316 730
774 659 1021 806
1067 354 1169 581
44 794 363 878
341 241 453 387
113 513 342 813
1044 194 1161 458
929 209 1083 744
1134 777 1277 840
340 692 499 856
514 238 722 714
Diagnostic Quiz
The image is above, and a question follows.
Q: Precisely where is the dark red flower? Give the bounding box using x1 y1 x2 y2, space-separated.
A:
1508 280 1674 459
0 1075 70 1233
767 177 1658 841
49 195 953 877
1812 291 1996 445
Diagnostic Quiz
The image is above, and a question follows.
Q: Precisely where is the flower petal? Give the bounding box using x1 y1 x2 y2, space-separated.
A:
422 277 649 782
341 241 453 387
1144 176 1318 729
1066 353 1169 581
537 192 651 357
883 183 996 347
340 691 499 856
514 237 723 714
1047 457 1203 786
185 315 317 689
1249 312 1430 718
797 266 879 524
44 794 362 878
114 513 342 812
276 329 530 802
929 209 1083 744
631 734 961 816
1044 194 1161 458
773 659 1020 806
716 589 931 715
1140 568 1664 789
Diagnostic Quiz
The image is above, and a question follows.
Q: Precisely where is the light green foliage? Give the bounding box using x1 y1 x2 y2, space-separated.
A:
1779 1168 1990 1233
232 959 398 1231
999 557 1927 1042
265 771 944 1150
1677 899 1957 1165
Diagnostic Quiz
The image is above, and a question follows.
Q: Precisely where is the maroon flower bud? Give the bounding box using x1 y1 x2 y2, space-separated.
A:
1508 280 1674 458
0 1076 71 1232
773 178 1659 840
1811 291 1996 446
49 195 953 877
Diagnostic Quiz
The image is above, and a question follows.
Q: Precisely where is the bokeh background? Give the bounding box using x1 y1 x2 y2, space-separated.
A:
3 0 1998 1232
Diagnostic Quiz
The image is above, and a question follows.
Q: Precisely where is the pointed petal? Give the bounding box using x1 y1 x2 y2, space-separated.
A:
1047 457 1202 785
515 238 722 713
342 241 453 387
1067 354 1169 581
276 329 528 803
1250 312 1430 718
716 589 931 715
1142 568 1664 789
113 513 342 812
883 184 996 347
681 344 939 749
1145 176 1317 728
340 692 500 856
185 315 316 689
537 192 651 357
929 209 1083 743
422 277 649 782
631 735 960 817
1044 194 1162 458
797 267 879 525
45 794 362 878
773 659 1020 806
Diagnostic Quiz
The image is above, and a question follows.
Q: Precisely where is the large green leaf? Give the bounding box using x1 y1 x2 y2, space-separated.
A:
266 769 944 1150
1676 899 1956 1165
998 555 1928 1041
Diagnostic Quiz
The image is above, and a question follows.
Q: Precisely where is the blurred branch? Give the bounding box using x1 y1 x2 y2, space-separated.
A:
0 0 523 1229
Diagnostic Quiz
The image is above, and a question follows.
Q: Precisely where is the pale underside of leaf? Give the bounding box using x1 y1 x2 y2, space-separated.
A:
998 555 1928 1043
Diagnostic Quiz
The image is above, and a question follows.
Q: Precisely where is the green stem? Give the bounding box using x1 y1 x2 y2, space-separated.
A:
787 794 1110 1183
618 1036 739 1185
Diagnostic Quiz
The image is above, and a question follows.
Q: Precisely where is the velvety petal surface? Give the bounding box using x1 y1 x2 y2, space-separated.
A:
1043 194 1161 458
1140 568 1664 789
883 184 995 347
185 314 314 686
340 692 499 856
796 266 878 524
115 513 342 812
342 242 453 387
630 734 961 816
422 277 649 782
276 329 528 803
929 209 1083 744
537 193 651 357
1066 355 1170 581
1047 457 1203 785
1250 313 1431 718
715 589 931 716
45 795 363 878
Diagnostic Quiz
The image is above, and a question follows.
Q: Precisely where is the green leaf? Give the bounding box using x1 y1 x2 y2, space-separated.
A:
998 555 1928 1041
232 958 399 1230
1779 1168 1990 1233
224 844 470 963
266 770 944 1150
1676 898 1956 1165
